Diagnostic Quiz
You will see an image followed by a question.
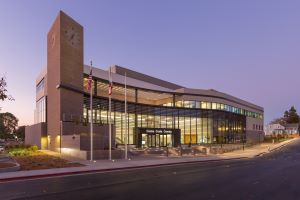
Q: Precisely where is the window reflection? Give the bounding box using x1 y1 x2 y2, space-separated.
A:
83 96 247 146
83 78 263 120
35 97 46 123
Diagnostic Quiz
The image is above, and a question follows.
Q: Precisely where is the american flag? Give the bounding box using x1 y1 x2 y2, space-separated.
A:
88 68 92 91
108 83 112 95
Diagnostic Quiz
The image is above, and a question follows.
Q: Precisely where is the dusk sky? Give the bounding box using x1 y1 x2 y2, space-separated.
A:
0 0 300 126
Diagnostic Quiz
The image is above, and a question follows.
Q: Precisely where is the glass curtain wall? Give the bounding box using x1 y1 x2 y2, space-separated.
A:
34 97 46 123
82 79 246 146
83 96 246 146
84 77 262 119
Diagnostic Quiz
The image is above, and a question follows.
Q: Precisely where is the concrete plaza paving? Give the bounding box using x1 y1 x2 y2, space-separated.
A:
0 138 298 181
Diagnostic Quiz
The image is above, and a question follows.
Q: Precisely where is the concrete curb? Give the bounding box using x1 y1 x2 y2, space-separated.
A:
0 156 20 173
252 138 298 157
0 163 20 173
269 138 297 152
0 157 248 183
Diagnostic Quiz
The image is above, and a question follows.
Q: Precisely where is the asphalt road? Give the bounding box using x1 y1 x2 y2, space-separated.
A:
1 140 300 200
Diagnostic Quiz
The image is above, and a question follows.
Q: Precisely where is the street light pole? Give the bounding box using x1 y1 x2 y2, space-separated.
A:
124 72 128 160
242 133 245 151
108 66 112 161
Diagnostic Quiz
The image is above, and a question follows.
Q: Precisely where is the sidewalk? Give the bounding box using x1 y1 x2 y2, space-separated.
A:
0 138 298 182
219 137 297 158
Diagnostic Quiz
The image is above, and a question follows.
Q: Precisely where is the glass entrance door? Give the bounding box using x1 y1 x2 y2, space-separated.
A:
141 134 148 148
159 134 173 147
160 135 166 147
141 133 173 147
142 134 157 147
166 134 172 147
149 134 156 147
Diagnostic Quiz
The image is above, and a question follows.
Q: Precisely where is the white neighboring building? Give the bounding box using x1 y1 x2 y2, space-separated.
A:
264 124 285 135
284 123 299 135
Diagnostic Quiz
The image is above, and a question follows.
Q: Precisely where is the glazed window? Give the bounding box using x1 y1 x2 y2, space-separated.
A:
36 79 45 93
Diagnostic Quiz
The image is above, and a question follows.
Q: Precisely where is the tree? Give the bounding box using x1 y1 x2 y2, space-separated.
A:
15 125 25 141
270 106 300 125
283 111 289 124
0 112 18 139
0 76 14 110
270 118 285 125
286 106 299 123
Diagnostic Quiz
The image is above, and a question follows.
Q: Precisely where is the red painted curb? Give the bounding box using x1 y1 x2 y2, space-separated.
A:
0 157 248 183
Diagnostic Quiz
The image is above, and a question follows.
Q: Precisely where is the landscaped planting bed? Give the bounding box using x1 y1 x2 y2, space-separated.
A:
5 145 83 170
13 151 83 170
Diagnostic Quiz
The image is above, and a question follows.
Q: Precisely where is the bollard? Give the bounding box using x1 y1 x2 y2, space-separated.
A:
180 146 183 157
167 147 169 157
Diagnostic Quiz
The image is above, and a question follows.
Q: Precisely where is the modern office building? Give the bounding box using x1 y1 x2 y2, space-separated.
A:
25 11 264 159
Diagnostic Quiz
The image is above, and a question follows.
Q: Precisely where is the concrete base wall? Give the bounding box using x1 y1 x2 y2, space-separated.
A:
246 130 264 144
61 148 87 160
61 148 124 160
59 122 119 160
86 150 124 160
25 122 47 149
62 134 80 149
61 149 123 160
61 122 116 150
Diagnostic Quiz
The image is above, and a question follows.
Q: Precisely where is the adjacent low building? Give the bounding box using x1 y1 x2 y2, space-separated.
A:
264 124 285 135
264 123 299 135
25 11 264 159
284 123 299 135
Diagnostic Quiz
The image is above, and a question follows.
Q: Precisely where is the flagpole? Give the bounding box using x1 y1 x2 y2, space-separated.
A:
90 61 93 161
109 67 112 161
125 72 128 160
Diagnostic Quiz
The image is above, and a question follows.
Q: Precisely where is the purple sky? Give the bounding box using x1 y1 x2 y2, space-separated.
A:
1 0 300 126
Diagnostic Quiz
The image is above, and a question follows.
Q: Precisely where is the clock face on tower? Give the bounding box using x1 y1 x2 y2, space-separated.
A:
64 27 80 48
51 34 55 48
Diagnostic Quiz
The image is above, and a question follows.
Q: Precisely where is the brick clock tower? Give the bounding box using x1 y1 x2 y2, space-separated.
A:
47 11 84 151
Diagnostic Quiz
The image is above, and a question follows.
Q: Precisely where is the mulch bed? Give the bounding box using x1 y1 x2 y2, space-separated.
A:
0 162 16 169
13 151 84 171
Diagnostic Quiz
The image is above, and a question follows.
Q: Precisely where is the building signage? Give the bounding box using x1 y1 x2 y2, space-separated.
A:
141 128 176 134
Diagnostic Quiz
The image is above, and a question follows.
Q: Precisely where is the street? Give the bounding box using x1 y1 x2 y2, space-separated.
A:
1 140 300 200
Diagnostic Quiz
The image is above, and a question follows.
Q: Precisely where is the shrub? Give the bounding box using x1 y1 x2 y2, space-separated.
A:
6 145 39 156
30 145 38 152
9 149 31 156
